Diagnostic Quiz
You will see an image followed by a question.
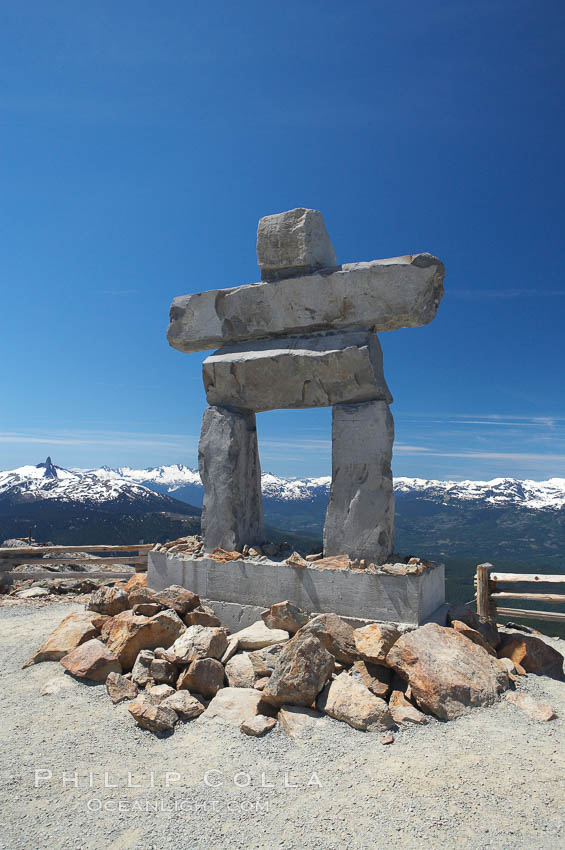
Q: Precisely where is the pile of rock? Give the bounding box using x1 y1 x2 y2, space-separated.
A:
2 538 38 548
24 582 562 737
154 537 434 578
4 549 136 599
284 552 433 575
150 536 204 557
151 536 293 562
9 576 103 599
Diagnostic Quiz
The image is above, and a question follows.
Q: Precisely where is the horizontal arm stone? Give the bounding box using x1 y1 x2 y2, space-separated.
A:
167 253 444 354
202 331 392 412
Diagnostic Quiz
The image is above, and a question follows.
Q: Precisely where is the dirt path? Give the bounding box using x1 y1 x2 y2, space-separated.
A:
0 603 564 850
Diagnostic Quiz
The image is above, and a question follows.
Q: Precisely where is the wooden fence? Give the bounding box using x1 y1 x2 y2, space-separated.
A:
475 562 565 624
0 543 153 586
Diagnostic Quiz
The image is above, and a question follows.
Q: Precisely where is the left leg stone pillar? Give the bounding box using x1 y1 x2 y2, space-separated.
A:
198 405 264 552
323 400 394 565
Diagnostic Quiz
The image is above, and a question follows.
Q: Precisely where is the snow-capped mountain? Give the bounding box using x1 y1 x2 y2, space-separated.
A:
394 476 565 511
77 463 565 512
0 458 200 547
2 459 563 598
87 465 565 567
0 458 565 567
260 473 331 501
0 457 186 508
2 459 564 513
108 464 204 507
115 464 202 490
79 465 332 506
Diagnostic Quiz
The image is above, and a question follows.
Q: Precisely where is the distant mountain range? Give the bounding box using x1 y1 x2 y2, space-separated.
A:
108 464 331 507
1 459 564 566
3 458 563 636
0 458 200 545
93 462 565 511
103 464 565 566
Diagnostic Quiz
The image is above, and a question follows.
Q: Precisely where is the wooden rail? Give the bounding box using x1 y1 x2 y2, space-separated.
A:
475 562 565 624
490 592 565 604
0 544 153 557
3 570 144 583
0 543 151 587
0 557 147 571
490 572 565 584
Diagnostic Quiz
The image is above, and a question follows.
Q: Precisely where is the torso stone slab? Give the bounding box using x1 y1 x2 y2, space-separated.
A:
202 331 392 412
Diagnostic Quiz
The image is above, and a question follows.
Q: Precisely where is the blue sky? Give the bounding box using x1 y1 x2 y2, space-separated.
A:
2 0 564 480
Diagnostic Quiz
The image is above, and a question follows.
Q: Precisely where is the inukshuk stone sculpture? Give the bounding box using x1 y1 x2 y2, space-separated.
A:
168 208 444 565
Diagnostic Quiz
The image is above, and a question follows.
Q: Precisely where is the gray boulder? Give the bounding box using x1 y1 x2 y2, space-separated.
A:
169 625 228 664
162 690 205 720
87 586 130 616
149 657 177 685
248 643 285 676
317 672 394 731
240 715 277 736
202 687 264 726
386 623 509 720
177 658 225 697
261 633 334 708
128 701 178 733
106 672 139 704
224 653 256 688
447 604 500 649
297 613 357 664
131 650 155 686
261 601 309 635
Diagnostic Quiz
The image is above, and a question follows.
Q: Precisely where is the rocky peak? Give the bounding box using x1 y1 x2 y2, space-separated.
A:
36 456 58 479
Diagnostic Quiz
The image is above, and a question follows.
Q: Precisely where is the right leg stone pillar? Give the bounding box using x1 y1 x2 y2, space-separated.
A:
323 400 394 565
198 405 264 552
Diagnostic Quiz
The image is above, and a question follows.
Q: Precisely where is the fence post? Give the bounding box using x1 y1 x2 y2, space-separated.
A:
135 551 148 573
476 562 494 620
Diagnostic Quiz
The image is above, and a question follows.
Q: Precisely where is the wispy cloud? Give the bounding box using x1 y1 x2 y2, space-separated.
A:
0 430 195 450
390 410 565 479
97 289 141 296
451 289 565 299
261 438 331 451
2 415 564 480
395 447 565 463
402 413 565 424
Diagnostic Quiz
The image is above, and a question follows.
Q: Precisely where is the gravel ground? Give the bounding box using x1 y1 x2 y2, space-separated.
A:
0 592 94 609
0 603 564 850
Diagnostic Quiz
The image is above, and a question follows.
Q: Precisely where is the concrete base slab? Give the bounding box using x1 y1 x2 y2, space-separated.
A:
148 552 445 627
421 602 450 627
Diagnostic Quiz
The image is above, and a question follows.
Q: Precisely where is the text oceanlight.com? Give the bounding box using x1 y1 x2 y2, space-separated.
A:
86 798 270 814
